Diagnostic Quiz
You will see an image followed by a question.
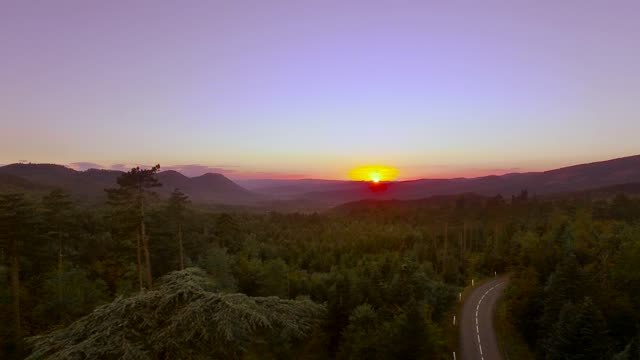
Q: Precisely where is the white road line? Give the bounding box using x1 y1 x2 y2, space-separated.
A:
474 281 505 360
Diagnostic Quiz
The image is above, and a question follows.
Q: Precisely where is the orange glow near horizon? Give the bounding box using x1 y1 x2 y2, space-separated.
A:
349 165 399 182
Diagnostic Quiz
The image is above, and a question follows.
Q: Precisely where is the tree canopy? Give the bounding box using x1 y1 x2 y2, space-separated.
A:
26 268 325 360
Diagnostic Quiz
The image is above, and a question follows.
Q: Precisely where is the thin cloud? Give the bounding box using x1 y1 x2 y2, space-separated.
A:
109 163 132 171
68 162 104 171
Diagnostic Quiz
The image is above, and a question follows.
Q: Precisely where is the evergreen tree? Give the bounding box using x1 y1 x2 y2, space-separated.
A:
35 266 109 326
197 245 237 291
539 253 587 340
215 213 241 252
41 189 75 294
258 258 289 298
338 303 379 359
543 297 609 360
0 193 36 350
105 165 161 290
25 268 325 360
166 188 190 270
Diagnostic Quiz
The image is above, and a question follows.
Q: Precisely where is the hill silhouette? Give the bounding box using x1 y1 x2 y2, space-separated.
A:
1 155 639 207
264 155 640 205
0 164 263 205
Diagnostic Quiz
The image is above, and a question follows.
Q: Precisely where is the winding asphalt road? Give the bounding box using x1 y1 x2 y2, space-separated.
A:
459 277 508 360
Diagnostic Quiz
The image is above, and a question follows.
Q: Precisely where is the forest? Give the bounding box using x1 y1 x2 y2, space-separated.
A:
1 166 640 359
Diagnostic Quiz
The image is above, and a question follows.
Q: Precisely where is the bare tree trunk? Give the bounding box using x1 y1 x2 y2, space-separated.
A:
9 237 21 342
604 253 610 291
178 223 184 270
141 220 153 289
432 229 439 271
140 198 153 290
442 223 448 275
462 222 467 255
460 227 464 260
58 231 63 302
287 265 291 299
137 228 143 292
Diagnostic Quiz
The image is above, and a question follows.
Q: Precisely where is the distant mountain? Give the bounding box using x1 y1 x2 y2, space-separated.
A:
544 182 640 200
0 164 119 200
156 171 261 204
332 182 640 215
0 164 263 205
244 155 640 205
2 155 639 207
0 173 50 193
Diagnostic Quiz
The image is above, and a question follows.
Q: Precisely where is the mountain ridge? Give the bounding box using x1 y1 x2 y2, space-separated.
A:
0 163 262 205
1 154 639 207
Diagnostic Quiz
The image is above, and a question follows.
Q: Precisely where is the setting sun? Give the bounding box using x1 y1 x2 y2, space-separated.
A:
349 165 399 182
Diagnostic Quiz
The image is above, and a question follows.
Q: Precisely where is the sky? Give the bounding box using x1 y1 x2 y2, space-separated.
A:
1 0 639 180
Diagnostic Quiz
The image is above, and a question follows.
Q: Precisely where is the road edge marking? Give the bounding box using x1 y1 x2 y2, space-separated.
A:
475 282 505 360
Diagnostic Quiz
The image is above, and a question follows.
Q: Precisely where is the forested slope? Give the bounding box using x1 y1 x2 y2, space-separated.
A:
1 166 639 359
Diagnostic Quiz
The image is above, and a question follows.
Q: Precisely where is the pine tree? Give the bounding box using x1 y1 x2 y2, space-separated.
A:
35 266 109 326
0 193 36 348
215 213 241 251
338 303 378 359
543 297 609 360
25 268 325 360
105 165 162 290
41 189 74 299
539 253 587 339
166 188 189 270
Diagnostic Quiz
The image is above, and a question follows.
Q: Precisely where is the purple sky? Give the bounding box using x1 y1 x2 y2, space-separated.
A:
2 1 639 180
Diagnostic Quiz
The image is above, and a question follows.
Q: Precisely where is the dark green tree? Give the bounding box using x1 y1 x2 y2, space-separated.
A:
166 188 190 270
34 266 109 326
381 302 429 359
0 193 36 350
25 268 325 360
215 213 241 251
539 253 587 339
197 245 237 291
338 303 379 359
543 297 609 360
105 165 162 290
41 189 74 293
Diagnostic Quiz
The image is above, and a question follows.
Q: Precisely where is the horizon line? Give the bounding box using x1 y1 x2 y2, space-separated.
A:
1 153 638 182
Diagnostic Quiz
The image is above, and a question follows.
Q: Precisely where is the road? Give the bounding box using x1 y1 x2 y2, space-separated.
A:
459 277 508 360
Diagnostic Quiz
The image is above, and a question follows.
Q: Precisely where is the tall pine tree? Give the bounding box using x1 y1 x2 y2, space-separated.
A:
105 165 161 290
166 188 190 270
0 193 36 349
41 189 74 290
